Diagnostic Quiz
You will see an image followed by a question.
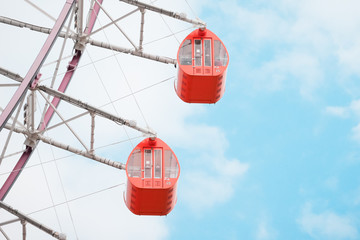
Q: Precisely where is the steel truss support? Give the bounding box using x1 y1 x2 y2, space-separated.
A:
118 0 206 28
95 0 138 50
0 201 66 240
21 220 26 240
0 226 10 240
75 0 84 35
0 218 21 226
3 123 126 170
138 8 145 52
0 67 156 137
0 16 177 65
0 94 25 165
0 0 75 132
88 8 139 37
37 85 156 136
0 0 103 201
0 66 156 136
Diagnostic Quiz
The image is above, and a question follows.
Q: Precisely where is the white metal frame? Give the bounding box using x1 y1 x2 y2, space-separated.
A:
0 0 207 238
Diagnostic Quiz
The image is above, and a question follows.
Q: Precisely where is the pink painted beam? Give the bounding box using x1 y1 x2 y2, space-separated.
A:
0 0 104 201
85 0 103 34
39 50 81 131
40 0 104 130
0 0 75 132
0 146 32 200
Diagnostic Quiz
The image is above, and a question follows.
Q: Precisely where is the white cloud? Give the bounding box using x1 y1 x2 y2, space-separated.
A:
351 123 360 144
354 187 360 206
349 100 360 118
179 126 249 212
298 203 358 239
325 106 349 118
325 99 360 143
214 0 360 100
256 221 270 240
254 52 323 99
254 214 277 240
181 160 248 212
324 177 339 191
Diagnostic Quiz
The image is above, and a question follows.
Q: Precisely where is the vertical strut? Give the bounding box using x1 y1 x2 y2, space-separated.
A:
139 8 145 52
0 0 104 201
21 220 27 240
0 201 66 239
90 112 95 155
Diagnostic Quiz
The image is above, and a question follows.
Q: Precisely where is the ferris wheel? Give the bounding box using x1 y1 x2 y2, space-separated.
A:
0 0 229 239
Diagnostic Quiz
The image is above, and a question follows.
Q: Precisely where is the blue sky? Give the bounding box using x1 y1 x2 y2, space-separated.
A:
166 0 360 239
1 0 360 239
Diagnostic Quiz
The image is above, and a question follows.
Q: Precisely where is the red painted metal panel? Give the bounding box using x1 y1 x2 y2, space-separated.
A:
176 28 229 103
125 138 180 215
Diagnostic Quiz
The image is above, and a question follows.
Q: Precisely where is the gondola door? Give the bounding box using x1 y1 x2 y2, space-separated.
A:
143 148 163 189
193 39 203 75
193 38 212 76
143 149 152 188
153 149 162 188
203 39 212 76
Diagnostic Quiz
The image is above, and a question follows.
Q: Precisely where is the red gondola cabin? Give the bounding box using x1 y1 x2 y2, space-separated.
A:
125 137 180 215
176 28 229 103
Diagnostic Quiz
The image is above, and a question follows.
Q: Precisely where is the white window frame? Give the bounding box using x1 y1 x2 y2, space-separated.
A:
154 149 162 179
194 39 202 66
204 39 212 67
144 149 152 179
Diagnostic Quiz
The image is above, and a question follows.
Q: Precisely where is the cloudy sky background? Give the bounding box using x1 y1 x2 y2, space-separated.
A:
1 0 360 239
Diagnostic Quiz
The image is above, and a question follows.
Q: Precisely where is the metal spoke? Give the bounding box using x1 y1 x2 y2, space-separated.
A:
0 218 20 226
0 107 25 129
39 111 89 134
0 201 66 240
0 16 176 65
119 0 206 28
0 226 11 240
0 84 20 87
38 90 90 152
3 123 126 170
37 85 156 136
24 0 76 35
2 150 26 160
94 0 138 49
0 97 25 166
87 8 139 37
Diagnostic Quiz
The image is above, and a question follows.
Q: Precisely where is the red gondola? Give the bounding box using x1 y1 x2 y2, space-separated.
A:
175 28 229 103
124 137 180 215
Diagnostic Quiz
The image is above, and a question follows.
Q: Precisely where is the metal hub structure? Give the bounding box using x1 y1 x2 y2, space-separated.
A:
0 0 205 238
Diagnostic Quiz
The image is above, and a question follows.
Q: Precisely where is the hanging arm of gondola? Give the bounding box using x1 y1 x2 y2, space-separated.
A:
0 66 156 137
3 123 126 170
0 16 176 65
118 0 206 29
37 85 157 137
0 201 66 240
